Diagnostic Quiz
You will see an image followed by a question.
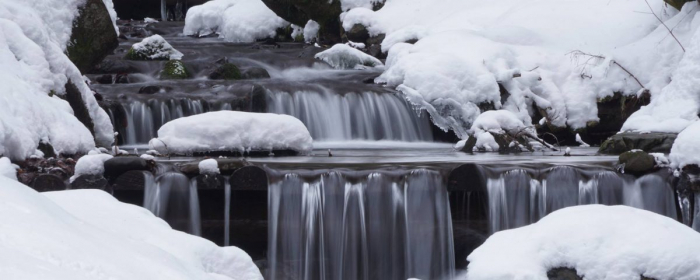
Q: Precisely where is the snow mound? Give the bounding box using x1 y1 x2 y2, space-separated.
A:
343 0 698 138
70 153 113 182
128 35 183 60
183 0 288 42
0 176 262 280
468 110 532 152
199 159 220 175
149 111 313 155
670 121 700 169
303 20 320 43
0 157 17 180
467 205 700 280
0 0 114 160
315 44 384 69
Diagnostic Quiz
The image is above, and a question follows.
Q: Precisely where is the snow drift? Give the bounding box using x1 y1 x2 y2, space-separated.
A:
183 0 288 42
149 111 313 155
467 205 700 280
0 176 263 280
0 0 115 160
670 121 700 169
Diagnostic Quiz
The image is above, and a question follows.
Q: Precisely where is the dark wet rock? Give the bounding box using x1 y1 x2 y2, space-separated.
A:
96 74 113 84
619 150 655 174
362 76 378 84
161 60 189 79
208 63 241 80
599 132 676 155
71 174 111 193
103 157 149 181
138 85 171 94
112 170 149 190
66 0 119 73
452 225 486 269
665 0 694 10
260 0 343 43
346 24 370 43
591 92 650 145
115 73 129 84
242 67 271 79
468 131 533 154
367 44 386 59
250 84 268 112
92 59 139 74
547 268 581 280
196 174 226 189
31 174 67 192
37 142 57 159
678 165 700 192
64 80 96 137
459 136 478 153
230 166 268 190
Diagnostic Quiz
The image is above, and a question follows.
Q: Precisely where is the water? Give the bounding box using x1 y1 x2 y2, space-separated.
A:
224 179 231 247
143 171 202 236
267 169 455 280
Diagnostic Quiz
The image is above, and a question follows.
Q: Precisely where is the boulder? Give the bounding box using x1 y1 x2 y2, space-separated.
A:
230 166 268 190
64 80 96 136
250 84 268 112
618 150 655 174
599 132 676 155
161 60 189 79
104 157 150 180
66 0 119 73
115 73 129 84
96 74 113 84
31 174 67 192
209 63 242 80
547 268 582 280
260 0 343 43
195 174 226 189
345 24 369 43
112 170 150 190
242 67 271 79
92 59 139 74
70 174 111 193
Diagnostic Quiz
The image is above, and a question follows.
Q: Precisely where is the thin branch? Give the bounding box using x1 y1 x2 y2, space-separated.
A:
569 51 648 93
645 0 685 52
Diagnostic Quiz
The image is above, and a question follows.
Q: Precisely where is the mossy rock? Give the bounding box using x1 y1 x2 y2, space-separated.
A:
124 47 168 61
619 150 655 174
599 132 676 155
260 0 343 43
208 63 242 80
160 60 189 79
66 0 119 73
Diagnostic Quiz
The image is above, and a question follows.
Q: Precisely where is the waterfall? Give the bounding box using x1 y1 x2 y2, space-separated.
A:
143 172 202 236
267 91 434 142
268 170 455 280
224 179 231 247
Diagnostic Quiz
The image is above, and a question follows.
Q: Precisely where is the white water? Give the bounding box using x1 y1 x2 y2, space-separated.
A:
224 179 231 246
142 172 202 236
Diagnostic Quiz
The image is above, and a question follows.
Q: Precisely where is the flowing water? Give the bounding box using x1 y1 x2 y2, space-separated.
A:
143 171 201 236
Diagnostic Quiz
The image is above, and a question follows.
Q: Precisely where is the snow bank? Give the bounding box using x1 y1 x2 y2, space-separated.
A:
0 176 262 280
149 111 313 155
70 153 113 182
467 205 700 280
0 157 17 180
343 0 698 138
315 44 383 69
0 0 114 160
199 159 220 175
670 121 700 169
129 35 184 60
183 0 288 42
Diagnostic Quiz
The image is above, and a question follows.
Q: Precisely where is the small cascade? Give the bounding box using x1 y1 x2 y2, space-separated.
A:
694 195 700 232
267 90 434 142
143 172 202 236
484 167 678 233
267 169 454 280
224 179 231 247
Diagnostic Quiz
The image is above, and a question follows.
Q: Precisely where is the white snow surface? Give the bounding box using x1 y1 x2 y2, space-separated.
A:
131 35 184 60
303 20 320 43
183 0 288 42
343 0 700 138
70 153 113 182
0 0 114 160
101 0 119 34
466 205 700 280
0 157 17 180
149 111 313 155
670 121 700 169
315 44 384 69
0 176 262 280
199 159 220 175
469 110 531 151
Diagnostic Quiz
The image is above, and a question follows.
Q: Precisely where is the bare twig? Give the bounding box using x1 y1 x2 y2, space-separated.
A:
645 0 685 52
569 51 648 92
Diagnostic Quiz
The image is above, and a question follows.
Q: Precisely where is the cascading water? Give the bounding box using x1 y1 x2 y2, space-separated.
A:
267 169 455 280
224 179 231 247
143 172 202 236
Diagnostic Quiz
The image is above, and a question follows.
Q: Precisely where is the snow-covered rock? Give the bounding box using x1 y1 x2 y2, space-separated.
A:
468 110 535 152
70 154 113 183
0 0 115 160
0 157 17 180
0 176 262 280
303 20 320 43
343 0 698 138
670 121 700 169
149 111 313 155
199 159 220 175
126 35 183 60
183 0 288 42
467 205 700 280
315 44 383 69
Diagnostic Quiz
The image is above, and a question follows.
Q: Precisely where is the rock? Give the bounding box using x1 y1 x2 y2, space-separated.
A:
242 67 271 79
37 142 57 159
599 132 676 155
70 174 111 193
138 85 170 94
619 150 655 174
115 73 129 84
547 268 582 280
367 44 386 59
64 80 96 137
346 24 369 43
260 0 343 43
31 174 67 192
230 166 268 190
195 174 226 189
208 63 242 80
665 0 694 10
112 170 150 190
96 74 113 84
66 0 119 73
103 157 149 181
160 60 189 79
93 59 139 74
459 136 478 153
592 92 650 145
250 84 267 112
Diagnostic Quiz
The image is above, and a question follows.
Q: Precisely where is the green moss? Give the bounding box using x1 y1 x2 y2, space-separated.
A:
160 60 189 79
209 63 242 80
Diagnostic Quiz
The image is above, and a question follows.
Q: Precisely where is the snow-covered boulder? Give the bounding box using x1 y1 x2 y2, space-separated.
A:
199 159 220 175
0 157 17 180
315 44 383 69
125 35 183 60
462 110 541 153
0 0 115 160
149 111 313 156
467 205 700 280
183 0 288 42
70 153 113 183
0 175 263 280
670 121 700 169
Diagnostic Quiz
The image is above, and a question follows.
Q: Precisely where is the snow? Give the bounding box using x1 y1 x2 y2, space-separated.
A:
183 0 288 42
130 35 184 60
670 121 700 169
0 0 114 161
101 0 119 34
70 153 113 182
315 44 383 69
343 0 699 138
303 20 320 43
140 154 155 160
340 0 384 11
0 157 17 180
575 133 590 147
149 111 313 155
199 159 220 175
468 110 531 151
0 176 262 280
144 17 159 23
466 205 700 280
